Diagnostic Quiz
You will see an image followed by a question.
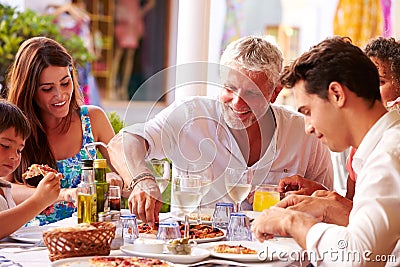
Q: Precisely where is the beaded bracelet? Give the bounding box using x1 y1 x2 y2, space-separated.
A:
127 172 155 191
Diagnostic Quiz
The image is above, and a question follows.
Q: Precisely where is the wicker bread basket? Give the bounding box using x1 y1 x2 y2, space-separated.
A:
42 222 116 261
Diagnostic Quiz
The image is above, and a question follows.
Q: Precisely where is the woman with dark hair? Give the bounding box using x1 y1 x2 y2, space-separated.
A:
6 37 121 224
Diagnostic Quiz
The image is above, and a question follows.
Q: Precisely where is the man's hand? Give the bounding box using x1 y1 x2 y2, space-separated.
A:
251 207 293 241
251 207 317 249
128 178 162 227
278 175 327 196
276 190 352 226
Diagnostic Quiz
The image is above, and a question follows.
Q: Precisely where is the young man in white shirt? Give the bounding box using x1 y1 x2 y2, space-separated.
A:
107 36 334 226
251 36 400 266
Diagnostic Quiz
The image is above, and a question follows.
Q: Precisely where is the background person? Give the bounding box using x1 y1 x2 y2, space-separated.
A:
346 36 400 199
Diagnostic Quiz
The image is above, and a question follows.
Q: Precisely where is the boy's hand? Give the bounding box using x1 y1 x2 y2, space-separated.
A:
34 173 62 206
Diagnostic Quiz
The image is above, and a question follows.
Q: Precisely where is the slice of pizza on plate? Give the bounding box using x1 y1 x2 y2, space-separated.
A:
213 244 257 254
88 256 172 267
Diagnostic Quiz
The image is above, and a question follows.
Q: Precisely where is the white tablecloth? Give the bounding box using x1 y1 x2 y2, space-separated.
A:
0 213 308 266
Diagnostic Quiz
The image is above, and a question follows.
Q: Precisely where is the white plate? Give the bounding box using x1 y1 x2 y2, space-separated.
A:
121 245 210 264
9 225 53 243
198 239 302 263
192 231 226 244
51 256 174 267
138 232 226 244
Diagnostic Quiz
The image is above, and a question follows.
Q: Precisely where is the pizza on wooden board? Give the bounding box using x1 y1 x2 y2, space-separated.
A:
88 256 172 267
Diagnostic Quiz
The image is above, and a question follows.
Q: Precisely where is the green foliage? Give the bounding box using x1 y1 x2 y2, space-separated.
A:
107 111 125 134
0 3 94 90
104 112 172 212
160 182 171 213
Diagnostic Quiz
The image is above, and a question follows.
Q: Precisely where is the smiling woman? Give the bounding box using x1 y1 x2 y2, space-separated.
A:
4 37 122 225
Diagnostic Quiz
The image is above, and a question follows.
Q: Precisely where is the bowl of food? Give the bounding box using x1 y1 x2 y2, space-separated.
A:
130 238 165 254
166 238 196 255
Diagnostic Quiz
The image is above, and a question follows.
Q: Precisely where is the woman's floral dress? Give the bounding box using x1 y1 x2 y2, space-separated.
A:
35 106 97 225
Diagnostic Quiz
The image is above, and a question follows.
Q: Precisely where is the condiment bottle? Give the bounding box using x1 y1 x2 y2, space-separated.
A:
94 159 109 220
77 159 97 223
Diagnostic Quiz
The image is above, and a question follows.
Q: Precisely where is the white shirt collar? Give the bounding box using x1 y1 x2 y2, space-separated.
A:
353 110 400 174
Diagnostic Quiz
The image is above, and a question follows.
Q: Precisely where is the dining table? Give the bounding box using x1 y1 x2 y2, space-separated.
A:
0 211 311 267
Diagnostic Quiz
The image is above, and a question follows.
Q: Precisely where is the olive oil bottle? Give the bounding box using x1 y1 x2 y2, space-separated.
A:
94 159 109 220
77 159 97 223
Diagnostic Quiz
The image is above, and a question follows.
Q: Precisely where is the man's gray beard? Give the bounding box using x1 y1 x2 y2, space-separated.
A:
222 104 254 130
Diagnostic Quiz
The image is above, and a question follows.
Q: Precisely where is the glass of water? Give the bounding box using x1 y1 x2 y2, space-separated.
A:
212 202 234 230
226 212 252 241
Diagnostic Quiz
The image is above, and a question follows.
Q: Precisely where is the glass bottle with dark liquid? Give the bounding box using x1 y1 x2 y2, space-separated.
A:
94 159 109 220
108 185 121 211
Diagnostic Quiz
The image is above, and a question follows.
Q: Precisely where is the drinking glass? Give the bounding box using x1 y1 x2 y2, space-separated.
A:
121 214 139 244
108 185 121 211
156 221 182 241
150 159 171 193
226 212 252 241
253 184 280 212
212 202 234 230
172 174 202 238
186 162 213 224
224 167 253 212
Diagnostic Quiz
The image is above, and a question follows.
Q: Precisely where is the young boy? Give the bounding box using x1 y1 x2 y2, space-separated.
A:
0 99 61 238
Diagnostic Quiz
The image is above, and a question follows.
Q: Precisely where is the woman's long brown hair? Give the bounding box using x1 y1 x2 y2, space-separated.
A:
6 37 83 184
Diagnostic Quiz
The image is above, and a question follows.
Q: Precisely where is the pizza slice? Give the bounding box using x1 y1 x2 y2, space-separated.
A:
89 256 171 267
213 244 258 254
137 223 158 235
179 223 224 239
189 213 211 221
22 164 58 187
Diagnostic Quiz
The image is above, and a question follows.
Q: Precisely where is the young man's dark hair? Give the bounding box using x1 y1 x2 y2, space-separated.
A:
281 36 381 105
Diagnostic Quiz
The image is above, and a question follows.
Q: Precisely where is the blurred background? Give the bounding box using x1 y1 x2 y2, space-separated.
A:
0 0 398 122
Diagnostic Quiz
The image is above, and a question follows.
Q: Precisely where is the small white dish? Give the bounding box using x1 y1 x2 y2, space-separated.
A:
130 238 164 254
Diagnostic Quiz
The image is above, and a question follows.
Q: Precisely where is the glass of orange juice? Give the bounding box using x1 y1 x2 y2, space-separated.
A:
253 184 280 212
